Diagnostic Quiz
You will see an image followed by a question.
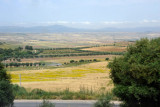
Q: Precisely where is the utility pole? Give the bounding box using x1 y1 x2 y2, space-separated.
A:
19 74 21 87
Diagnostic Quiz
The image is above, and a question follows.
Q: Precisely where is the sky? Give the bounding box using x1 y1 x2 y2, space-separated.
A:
0 0 160 28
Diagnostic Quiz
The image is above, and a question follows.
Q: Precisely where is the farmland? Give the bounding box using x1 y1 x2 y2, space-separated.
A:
81 46 126 52
0 32 159 48
1 32 159 98
10 61 113 92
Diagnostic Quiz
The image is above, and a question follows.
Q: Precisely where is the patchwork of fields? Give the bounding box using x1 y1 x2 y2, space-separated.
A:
10 61 113 92
1 32 147 94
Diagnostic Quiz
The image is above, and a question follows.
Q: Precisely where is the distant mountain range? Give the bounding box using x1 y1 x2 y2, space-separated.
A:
0 25 159 33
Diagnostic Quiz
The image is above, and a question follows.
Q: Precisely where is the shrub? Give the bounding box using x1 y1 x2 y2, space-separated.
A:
12 84 28 97
26 63 29 66
94 93 113 107
39 100 55 107
31 89 46 95
79 59 84 62
108 38 160 106
105 58 109 61
70 60 75 63
93 59 97 62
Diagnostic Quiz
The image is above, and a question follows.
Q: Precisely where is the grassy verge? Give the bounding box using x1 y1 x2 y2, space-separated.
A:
13 84 117 100
13 85 98 100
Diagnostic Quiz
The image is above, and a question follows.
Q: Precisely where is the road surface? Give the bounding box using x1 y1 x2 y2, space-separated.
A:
14 100 121 107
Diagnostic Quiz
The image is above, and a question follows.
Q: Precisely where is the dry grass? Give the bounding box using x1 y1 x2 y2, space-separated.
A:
10 61 113 92
81 46 126 52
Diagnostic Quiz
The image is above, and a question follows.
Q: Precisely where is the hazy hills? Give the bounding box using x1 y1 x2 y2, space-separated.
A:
0 25 159 33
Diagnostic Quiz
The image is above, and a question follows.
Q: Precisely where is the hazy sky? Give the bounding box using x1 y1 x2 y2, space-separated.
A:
0 0 160 28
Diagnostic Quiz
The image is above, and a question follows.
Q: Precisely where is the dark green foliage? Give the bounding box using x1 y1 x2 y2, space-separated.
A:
0 47 37 61
0 63 14 107
0 63 10 81
26 63 29 66
0 81 14 107
25 45 33 50
79 59 84 62
39 62 42 66
105 58 109 61
70 60 75 63
5 62 45 68
93 59 97 62
30 63 33 66
12 84 28 97
39 100 55 107
31 89 46 96
94 93 113 107
108 38 160 107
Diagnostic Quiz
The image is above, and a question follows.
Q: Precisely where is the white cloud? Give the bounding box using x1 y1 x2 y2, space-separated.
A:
40 21 92 25
103 21 130 25
143 19 150 23
80 21 91 25
142 19 160 23
57 21 69 24
38 21 69 25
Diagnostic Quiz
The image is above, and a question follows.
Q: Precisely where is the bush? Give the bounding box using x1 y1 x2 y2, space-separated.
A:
79 59 84 62
108 38 160 107
94 93 113 107
12 84 28 97
93 59 97 62
105 58 109 61
31 89 46 95
70 60 75 63
39 100 55 107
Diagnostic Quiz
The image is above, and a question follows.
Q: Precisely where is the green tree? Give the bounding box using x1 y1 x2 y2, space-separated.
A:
0 63 14 107
29 63 33 66
105 58 109 61
79 59 84 62
93 59 97 62
108 38 160 107
26 63 29 66
25 45 33 50
70 60 75 63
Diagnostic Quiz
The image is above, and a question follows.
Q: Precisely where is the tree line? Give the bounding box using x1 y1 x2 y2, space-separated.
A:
5 62 45 68
0 45 124 62
0 46 39 61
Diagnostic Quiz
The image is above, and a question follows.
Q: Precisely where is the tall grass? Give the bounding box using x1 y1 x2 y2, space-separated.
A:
39 100 55 107
94 93 114 107
13 84 100 100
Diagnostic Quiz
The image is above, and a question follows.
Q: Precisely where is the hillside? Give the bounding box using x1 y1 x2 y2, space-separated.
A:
0 25 160 33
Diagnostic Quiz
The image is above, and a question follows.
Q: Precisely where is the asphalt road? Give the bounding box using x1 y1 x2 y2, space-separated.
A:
14 100 96 107
14 100 121 107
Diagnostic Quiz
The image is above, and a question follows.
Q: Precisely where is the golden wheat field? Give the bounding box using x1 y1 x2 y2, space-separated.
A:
9 61 113 92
